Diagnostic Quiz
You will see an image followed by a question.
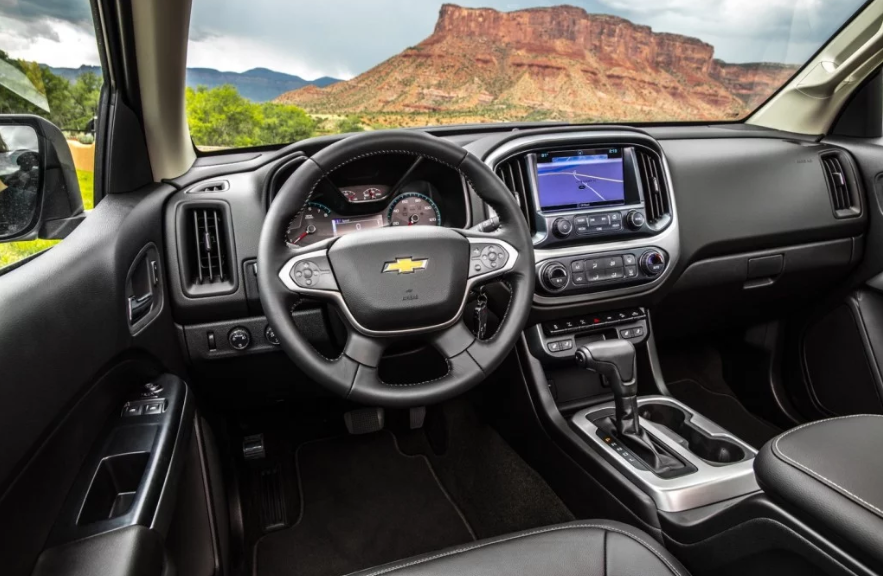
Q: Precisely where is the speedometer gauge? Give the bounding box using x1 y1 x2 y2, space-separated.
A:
387 193 441 227
285 202 333 247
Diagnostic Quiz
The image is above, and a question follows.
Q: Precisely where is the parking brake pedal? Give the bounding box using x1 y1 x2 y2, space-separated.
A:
344 408 385 434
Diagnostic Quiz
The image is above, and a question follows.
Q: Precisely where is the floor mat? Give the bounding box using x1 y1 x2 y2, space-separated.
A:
397 400 574 539
254 432 475 576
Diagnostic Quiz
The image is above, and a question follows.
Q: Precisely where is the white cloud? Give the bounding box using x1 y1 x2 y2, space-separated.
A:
0 14 99 67
596 0 858 63
187 34 356 80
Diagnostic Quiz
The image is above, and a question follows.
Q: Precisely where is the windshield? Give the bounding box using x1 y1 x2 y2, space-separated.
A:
186 1 867 150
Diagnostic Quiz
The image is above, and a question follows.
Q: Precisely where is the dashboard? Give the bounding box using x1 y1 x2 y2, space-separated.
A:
162 123 868 362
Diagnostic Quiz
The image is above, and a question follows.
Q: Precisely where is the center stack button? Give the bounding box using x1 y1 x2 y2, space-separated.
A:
540 262 570 292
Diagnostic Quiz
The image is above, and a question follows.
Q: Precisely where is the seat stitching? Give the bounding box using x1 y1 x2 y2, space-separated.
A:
355 523 682 576
772 414 883 518
602 529 608 576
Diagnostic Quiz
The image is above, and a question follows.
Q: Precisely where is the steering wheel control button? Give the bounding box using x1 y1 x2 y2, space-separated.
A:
228 327 251 351
265 325 280 346
469 244 510 278
290 256 338 291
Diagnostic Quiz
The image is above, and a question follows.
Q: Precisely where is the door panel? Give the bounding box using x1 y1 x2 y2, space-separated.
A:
0 184 187 575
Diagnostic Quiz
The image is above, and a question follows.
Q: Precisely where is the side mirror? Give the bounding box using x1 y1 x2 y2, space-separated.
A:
0 115 85 243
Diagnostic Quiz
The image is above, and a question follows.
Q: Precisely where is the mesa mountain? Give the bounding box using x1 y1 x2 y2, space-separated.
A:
276 4 798 123
48 66 339 102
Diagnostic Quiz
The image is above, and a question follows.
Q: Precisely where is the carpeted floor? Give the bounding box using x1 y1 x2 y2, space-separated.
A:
660 345 781 449
254 432 475 576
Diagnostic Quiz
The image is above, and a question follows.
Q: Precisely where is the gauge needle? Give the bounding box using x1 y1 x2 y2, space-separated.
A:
293 225 317 244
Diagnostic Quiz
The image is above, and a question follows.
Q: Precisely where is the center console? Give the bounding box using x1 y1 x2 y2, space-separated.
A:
487 131 679 304
568 339 758 512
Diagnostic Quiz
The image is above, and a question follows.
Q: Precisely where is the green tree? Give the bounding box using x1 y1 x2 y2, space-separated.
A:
185 84 316 148
337 115 364 133
68 71 101 130
0 51 101 131
186 85 262 148
258 102 315 145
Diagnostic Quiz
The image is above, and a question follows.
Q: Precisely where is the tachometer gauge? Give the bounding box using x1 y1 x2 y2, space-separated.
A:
285 202 333 247
363 187 383 201
387 193 441 227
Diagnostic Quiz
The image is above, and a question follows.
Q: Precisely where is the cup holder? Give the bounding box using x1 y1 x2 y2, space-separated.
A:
638 403 746 464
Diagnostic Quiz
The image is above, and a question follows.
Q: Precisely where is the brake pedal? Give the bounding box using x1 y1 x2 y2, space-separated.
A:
243 433 266 460
344 407 385 434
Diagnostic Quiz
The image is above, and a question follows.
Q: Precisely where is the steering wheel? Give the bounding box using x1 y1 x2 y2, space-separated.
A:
258 131 535 407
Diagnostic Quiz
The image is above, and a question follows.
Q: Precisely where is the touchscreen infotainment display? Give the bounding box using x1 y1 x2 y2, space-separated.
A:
536 148 625 211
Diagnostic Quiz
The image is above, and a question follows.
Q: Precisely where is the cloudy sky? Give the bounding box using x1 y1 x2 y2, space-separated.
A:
0 0 868 80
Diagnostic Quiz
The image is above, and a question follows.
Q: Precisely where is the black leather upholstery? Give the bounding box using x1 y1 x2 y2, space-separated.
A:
755 415 883 570
347 521 687 576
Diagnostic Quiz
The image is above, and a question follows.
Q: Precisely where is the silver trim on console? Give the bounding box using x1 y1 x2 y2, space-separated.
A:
571 395 759 512
277 237 519 337
483 131 680 305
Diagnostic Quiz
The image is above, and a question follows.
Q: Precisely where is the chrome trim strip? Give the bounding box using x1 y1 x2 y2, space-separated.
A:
277 237 518 337
483 131 680 304
571 396 759 512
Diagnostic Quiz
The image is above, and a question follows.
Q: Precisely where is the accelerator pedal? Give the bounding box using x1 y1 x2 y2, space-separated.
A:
344 407 385 435
256 465 288 532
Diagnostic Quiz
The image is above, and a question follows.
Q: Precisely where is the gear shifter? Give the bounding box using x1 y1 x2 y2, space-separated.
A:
576 340 682 475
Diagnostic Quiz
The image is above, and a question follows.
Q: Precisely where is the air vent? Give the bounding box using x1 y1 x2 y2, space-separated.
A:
820 152 860 218
636 149 671 227
495 157 532 224
177 203 237 297
192 208 228 283
187 180 230 194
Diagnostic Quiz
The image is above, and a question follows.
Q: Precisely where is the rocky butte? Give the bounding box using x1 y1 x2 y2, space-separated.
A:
276 4 799 124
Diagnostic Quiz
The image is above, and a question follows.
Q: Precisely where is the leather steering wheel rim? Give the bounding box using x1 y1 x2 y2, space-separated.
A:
257 130 534 407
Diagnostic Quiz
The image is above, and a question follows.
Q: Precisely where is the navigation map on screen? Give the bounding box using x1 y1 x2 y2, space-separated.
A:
536 148 625 211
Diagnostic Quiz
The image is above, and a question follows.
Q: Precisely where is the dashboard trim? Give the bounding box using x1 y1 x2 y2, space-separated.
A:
483 130 680 305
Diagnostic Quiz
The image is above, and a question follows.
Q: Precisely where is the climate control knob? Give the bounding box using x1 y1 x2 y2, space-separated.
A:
540 262 570 292
639 251 666 277
626 211 646 230
552 218 573 238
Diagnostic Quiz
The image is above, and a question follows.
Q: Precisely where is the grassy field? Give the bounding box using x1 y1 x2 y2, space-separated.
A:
0 169 94 269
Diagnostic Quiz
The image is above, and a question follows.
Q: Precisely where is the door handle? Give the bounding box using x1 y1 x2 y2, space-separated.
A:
128 292 154 324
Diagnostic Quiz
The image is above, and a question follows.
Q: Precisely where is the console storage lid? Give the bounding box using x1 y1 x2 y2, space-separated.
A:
755 415 883 570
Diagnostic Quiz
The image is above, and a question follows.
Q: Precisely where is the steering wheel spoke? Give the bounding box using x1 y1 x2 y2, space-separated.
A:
343 330 389 369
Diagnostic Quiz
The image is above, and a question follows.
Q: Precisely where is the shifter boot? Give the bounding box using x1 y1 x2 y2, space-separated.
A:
613 395 682 474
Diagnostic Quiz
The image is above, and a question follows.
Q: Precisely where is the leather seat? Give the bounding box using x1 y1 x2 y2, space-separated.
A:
348 521 688 576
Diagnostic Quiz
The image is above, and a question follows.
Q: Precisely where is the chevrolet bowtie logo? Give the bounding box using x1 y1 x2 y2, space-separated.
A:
382 257 429 274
